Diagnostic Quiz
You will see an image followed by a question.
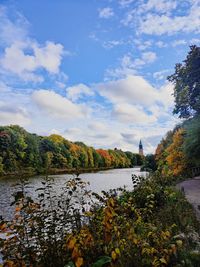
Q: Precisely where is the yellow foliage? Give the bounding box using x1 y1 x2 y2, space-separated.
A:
0 223 7 231
111 250 117 261
166 128 187 176
176 240 183 247
67 237 76 250
3 261 15 267
159 257 167 265
115 248 120 255
75 257 83 267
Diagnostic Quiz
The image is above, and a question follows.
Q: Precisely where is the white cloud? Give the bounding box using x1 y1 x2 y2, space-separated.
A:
189 38 200 45
155 41 167 48
0 7 66 83
134 39 152 50
97 75 159 106
32 41 64 73
112 103 157 123
139 2 200 35
99 7 114 18
123 51 157 67
121 10 135 26
88 121 107 132
105 51 157 80
139 0 177 14
0 6 28 45
158 83 174 109
118 0 135 8
66 83 94 101
32 90 88 121
55 81 66 89
153 69 171 80
121 1 200 36
1 41 64 82
95 76 175 134
0 81 11 92
102 40 123 49
0 103 30 126
141 51 157 63
172 39 187 47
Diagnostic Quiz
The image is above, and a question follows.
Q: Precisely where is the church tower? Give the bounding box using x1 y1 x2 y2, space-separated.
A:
139 140 143 156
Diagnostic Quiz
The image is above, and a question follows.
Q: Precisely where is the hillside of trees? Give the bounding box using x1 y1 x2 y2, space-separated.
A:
155 45 200 178
0 125 143 176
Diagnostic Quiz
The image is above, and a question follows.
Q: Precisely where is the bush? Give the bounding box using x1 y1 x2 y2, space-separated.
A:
0 173 200 267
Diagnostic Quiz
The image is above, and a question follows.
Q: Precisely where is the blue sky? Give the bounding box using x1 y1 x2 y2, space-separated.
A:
0 0 200 153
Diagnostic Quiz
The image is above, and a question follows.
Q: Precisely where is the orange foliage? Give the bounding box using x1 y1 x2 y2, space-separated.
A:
166 128 187 176
96 149 112 167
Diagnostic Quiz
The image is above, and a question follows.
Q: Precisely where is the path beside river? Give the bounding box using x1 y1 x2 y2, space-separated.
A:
177 176 200 220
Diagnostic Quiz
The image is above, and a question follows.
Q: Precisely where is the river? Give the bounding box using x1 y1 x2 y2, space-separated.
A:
0 167 147 220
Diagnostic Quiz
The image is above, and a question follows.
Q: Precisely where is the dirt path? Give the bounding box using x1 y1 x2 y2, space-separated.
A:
177 176 200 220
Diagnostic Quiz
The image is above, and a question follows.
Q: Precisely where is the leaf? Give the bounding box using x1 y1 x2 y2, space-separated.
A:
0 223 7 230
133 238 138 245
115 248 120 255
75 257 83 267
165 230 171 238
92 256 112 267
72 247 80 259
15 206 21 212
67 237 76 250
160 257 167 264
176 240 183 247
111 251 117 261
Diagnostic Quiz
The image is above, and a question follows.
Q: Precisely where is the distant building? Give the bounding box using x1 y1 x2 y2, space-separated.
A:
139 140 144 156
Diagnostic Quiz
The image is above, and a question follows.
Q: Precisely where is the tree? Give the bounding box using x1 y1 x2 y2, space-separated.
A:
135 153 144 166
166 128 187 176
183 116 200 166
168 45 200 118
125 151 137 166
155 130 174 173
144 154 157 171
96 149 112 167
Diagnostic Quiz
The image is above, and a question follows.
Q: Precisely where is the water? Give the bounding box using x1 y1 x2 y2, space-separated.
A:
0 167 147 220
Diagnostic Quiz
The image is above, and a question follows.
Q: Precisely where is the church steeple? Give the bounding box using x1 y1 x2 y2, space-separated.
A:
139 140 143 156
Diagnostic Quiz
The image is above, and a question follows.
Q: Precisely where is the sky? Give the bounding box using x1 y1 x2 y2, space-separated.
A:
0 0 200 154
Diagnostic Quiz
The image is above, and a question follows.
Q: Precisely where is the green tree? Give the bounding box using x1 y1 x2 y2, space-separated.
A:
144 154 157 171
125 151 137 166
168 45 200 118
183 116 200 166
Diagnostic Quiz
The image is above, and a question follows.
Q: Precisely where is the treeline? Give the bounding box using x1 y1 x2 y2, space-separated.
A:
0 125 143 175
155 45 200 177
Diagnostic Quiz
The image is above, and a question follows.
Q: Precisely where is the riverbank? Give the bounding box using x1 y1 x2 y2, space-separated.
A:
0 166 132 179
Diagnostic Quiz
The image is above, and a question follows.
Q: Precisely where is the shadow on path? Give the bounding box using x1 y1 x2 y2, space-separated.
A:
177 176 200 221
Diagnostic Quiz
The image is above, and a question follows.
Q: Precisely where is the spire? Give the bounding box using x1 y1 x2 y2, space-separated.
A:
139 140 143 156
139 140 143 149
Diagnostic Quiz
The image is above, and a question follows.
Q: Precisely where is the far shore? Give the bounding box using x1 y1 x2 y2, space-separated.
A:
0 166 142 179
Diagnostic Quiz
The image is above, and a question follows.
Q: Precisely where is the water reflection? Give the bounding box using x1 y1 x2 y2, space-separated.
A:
0 167 146 220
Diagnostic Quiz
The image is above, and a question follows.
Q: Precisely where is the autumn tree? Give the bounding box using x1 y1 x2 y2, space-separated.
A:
166 128 187 176
155 131 174 174
96 149 112 167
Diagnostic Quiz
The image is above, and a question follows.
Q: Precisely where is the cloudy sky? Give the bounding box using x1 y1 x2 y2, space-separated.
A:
0 0 200 153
